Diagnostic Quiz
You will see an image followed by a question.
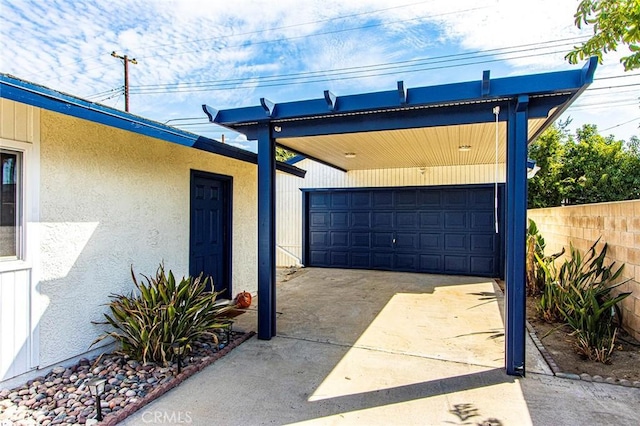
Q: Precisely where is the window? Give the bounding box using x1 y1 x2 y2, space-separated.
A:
1 150 21 258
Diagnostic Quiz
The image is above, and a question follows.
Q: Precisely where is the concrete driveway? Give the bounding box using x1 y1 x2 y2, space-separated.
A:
121 268 640 425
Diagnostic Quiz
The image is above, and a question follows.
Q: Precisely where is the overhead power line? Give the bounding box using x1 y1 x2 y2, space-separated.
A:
130 42 590 95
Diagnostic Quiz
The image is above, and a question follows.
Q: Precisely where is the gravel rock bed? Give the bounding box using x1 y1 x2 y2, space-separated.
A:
0 332 253 425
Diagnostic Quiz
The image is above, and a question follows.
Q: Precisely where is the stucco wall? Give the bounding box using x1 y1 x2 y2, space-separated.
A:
276 158 506 266
528 200 640 341
37 110 257 367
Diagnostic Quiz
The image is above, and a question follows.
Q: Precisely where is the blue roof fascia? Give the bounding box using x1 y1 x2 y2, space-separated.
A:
209 59 597 128
1 74 197 147
1 74 306 178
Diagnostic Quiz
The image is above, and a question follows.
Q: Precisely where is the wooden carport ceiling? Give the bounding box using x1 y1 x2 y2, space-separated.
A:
278 117 548 171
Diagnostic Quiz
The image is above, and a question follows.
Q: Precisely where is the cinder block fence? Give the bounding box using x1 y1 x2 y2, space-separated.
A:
528 200 640 341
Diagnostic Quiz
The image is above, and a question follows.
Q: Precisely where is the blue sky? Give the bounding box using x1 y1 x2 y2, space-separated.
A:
1 0 638 151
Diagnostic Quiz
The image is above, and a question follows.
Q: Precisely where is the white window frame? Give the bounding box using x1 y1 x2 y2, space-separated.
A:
0 138 38 273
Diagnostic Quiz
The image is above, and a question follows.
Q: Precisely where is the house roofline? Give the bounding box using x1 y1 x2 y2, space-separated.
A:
0 74 305 178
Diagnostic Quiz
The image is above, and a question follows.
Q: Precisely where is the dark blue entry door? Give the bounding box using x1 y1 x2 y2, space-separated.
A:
304 184 503 278
190 171 232 297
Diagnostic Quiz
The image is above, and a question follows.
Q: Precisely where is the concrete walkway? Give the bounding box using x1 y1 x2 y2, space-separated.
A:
121 269 640 425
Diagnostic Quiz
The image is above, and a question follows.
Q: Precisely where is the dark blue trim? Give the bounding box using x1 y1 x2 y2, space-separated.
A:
234 96 568 140
210 61 597 127
505 97 529 376
1 74 306 178
301 192 309 267
257 124 276 339
1 74 197 147
285 154 306 165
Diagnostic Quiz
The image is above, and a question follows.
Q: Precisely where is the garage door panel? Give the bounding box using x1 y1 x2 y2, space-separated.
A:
330 231 349 247
330 251 349 266
310 250 329 265
331 192 349 208
471 211 494 229
445 255 469 273
310 212 330 227
471 188 494 207
444 211 467 229
420 254 442 272
310 231 328 247
330 212 349 228
396 232 418 249
419 212 441 228
471 234 495 251
373 211 393 228
352 232 370 248
305 185 501 277
419 190 442 206
372 232 393 248
373 191 393 207
396 211 418 228
420 233 442 249
444 190 468 207
310 192 330 208
351 192 371 208
445 234 468 251
471 256 495 275
352 252 370 268
372 252 393 269
396 191 417 208
395 253 418 270
352 212 371 228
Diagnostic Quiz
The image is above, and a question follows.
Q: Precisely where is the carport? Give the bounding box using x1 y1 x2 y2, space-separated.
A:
203 57 597 376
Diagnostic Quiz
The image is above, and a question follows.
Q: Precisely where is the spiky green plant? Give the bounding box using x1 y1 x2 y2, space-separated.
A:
526 219 564 296
536 238 630 363
92 263 235 365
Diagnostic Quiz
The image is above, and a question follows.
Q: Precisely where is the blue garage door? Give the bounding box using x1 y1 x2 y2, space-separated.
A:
303 184 503 277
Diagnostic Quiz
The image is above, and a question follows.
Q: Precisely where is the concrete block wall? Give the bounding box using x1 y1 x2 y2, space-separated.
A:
528 200 640 341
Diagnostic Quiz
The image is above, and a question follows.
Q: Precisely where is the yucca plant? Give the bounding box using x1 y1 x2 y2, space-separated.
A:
93 263 235 365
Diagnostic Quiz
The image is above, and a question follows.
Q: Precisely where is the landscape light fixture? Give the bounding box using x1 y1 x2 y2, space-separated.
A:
87 377 106 421
172 342 185 374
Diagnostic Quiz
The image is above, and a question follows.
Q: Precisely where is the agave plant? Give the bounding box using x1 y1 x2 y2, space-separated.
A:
93 263 235 365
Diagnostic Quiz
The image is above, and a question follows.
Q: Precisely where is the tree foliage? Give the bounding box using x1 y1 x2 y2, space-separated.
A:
528 123 640 207
275 147 296 162
566 0 640 71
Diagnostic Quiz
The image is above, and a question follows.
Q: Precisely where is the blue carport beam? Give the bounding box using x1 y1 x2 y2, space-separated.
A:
257 123 277 339
505 95 529 376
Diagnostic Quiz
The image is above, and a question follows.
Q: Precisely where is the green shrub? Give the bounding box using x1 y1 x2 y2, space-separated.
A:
526 219 564 296
93 263 235 365
536 239 630 363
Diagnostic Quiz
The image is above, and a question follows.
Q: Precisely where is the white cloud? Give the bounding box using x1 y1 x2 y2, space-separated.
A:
1 0 637 141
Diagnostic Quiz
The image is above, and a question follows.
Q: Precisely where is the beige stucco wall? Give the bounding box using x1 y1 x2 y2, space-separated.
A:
528 200 640 340
37 109 257 366
276 157 506 266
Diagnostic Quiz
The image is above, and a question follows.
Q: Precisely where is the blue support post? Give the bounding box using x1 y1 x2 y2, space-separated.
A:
257 123 277 339
505 95 529 376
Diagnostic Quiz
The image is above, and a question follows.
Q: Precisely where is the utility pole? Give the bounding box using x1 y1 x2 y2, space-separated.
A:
111 51 137 112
